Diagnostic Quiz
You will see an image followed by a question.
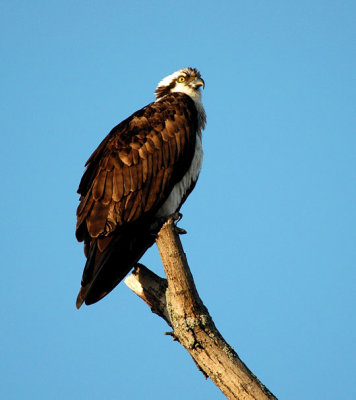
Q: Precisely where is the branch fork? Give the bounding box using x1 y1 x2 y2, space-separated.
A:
125 217 277 400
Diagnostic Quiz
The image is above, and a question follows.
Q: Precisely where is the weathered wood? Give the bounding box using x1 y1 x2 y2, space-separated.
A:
125 217 277 400
125 264 170 324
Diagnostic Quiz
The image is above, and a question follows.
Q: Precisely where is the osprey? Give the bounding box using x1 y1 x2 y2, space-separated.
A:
75 67 206 308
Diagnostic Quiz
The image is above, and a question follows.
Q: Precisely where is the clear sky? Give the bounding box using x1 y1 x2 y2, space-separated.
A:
1 1 355 399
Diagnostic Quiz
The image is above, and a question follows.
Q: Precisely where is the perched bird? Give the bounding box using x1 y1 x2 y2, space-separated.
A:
75 67 206 308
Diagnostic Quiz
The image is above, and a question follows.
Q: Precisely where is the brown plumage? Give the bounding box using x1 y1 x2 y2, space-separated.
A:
76 68 206 308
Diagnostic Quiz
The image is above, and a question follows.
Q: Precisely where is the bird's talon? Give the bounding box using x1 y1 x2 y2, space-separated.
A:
169 212 182 223
176 212 183 222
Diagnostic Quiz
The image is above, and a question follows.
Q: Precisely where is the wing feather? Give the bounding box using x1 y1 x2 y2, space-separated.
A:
145 138 155 153
112 168 124 201
124 192 137 220
129 164 138 191
162 140 171 168
145 167 165 211
122 165 131 196
76 92 198 243
168 135 177 162
87 201 108 238
136 161 143 190
92 169 106 201
102 170 113 205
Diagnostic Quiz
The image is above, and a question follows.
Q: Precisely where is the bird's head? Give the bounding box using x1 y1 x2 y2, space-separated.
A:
155 67 205 101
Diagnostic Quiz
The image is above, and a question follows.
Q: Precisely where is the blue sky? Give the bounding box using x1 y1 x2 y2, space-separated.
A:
1 1 355 399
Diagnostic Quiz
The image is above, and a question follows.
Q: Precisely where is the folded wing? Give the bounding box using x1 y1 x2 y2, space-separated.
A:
75 93 198 307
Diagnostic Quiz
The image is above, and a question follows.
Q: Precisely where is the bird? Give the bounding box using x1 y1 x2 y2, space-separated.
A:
75 67 206 308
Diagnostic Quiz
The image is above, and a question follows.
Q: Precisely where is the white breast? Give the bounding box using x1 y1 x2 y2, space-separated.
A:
155 133 203 218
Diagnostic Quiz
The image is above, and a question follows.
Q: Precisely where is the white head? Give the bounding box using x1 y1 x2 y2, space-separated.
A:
155 67 206 130
155 67 205 102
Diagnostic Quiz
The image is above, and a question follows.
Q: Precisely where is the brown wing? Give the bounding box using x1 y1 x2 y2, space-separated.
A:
76 92 197 243
75 93 198 307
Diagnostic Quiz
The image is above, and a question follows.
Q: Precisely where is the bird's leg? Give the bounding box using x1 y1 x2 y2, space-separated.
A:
150 213 187 236
170 212 183 223
169 212 187 235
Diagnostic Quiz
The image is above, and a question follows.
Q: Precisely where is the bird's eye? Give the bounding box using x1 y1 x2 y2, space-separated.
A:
178 76 186 83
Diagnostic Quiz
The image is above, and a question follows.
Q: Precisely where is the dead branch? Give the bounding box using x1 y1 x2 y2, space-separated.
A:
125 217 277 400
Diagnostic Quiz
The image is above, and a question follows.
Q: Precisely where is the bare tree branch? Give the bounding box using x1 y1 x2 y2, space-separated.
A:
125 217 277 400
125 264 170 324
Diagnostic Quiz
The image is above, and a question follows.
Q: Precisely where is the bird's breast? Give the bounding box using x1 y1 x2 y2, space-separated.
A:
155 133 203 218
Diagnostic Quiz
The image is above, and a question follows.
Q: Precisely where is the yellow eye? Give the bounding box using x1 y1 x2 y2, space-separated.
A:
178 76 186 83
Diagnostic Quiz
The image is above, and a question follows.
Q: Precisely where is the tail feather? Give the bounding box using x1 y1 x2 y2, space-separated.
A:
76 223 156 308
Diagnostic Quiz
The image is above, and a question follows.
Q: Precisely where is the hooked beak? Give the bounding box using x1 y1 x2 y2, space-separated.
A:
193 77 205 89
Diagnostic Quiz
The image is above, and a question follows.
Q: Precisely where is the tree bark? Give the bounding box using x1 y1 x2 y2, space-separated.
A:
125 217 277 400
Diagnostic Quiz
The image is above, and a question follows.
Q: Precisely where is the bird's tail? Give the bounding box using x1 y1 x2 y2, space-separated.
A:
76 223 156 308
